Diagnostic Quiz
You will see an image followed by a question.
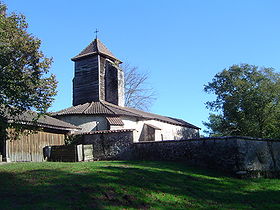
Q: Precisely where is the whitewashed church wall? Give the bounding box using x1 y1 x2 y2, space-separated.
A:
120 116 199 142
56 115 199 140
145 119 199 140
110 125 124 130
56 115 108 132
155 130 162 141
121 116 143 141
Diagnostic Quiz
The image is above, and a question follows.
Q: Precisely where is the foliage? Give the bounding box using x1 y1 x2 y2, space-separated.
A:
122 64 156 111
0 3 57 134
0 161 280 209
204 64 280 138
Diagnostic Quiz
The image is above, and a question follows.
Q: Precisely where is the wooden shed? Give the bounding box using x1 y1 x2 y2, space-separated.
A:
1 111 80 162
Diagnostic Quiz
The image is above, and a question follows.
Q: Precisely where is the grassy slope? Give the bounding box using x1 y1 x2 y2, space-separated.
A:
0 161 279 209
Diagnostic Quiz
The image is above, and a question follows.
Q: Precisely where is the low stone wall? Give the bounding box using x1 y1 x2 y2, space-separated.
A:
81 130 134 160
129 137 280 177
47 133 280 177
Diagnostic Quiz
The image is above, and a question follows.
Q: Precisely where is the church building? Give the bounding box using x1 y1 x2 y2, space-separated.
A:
52 38 200 141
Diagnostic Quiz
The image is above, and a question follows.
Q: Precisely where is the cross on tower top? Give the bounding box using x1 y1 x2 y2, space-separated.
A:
94 29 99 39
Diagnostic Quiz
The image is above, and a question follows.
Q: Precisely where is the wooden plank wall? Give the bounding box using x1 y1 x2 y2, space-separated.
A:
6 131 65 162
48 144 93 162
83 145 94 161
49 145 77 162
73 55 99 105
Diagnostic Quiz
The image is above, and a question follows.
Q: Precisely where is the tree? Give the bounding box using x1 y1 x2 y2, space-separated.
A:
0 3 57 132
203 64 280 139
122 64 156 111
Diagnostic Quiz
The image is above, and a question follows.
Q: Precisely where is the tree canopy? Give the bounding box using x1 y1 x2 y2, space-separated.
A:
0 3 57 126
204 64 280 139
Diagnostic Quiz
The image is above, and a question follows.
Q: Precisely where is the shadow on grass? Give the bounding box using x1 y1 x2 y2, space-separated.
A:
0 161 280 209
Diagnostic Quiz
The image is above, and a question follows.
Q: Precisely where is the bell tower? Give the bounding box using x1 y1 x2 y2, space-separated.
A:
71 38 124 106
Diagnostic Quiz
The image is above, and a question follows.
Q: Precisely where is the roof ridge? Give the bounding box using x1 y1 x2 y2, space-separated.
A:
51 105 77 115
123 105 180 121
100 100 118 115
83 102 94 114
95 38 99 53
115 104 158 118
102 101 142 117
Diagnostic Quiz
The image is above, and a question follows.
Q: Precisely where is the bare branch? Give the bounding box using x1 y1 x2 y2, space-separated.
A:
121 64 156 111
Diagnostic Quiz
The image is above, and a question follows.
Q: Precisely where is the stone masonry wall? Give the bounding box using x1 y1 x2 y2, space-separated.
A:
81 130 133 160
130 137 240 172
66 132 280 177
129 137 280 177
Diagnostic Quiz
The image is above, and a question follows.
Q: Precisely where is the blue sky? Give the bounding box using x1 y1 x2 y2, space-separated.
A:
4 0 280 134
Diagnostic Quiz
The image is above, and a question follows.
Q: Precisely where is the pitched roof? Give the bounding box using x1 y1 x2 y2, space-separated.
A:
51 101 115 115
71 38 122 63
103 101 200 129
52 101 200 129
5 111 80 131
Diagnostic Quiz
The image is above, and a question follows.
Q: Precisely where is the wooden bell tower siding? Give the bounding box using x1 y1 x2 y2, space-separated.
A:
72 38 124 107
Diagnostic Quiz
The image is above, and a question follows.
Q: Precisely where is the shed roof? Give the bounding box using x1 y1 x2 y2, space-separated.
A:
71 38 122 63
52 101 200 129
106 116 124 126
144 123 161 130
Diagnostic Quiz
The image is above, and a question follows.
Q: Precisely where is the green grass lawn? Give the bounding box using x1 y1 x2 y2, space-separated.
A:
0 161 279 209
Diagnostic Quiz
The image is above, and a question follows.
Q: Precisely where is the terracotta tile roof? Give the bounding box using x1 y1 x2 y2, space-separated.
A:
71 38 122 63
106 117 124 126
102 101 200 129
52 100 200 129
103 102 141 118
5 111 80 131
52 101 114 115
80 129 134 135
